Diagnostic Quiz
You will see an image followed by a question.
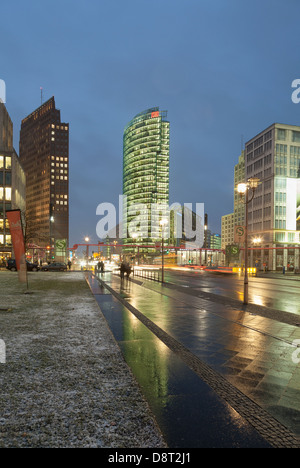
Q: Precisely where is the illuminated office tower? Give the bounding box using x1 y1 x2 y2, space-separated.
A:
123 108 170 249
19 97 69 259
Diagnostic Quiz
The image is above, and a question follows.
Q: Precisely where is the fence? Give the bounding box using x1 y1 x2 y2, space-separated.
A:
132 267 161 282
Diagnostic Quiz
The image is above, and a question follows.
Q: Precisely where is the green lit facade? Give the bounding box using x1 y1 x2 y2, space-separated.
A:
123 108 170 248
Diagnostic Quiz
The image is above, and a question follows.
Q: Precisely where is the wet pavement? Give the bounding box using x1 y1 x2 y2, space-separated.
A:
161 269 300 315
87 272 300 448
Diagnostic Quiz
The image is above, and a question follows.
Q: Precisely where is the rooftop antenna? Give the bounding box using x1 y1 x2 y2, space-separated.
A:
40 87 43 105
241 134 244 152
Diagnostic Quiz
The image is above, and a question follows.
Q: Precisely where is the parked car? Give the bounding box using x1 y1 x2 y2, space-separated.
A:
41 262 68 272
6 259 40 272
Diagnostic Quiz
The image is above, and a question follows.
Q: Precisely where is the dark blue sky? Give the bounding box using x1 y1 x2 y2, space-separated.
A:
1 0 300 246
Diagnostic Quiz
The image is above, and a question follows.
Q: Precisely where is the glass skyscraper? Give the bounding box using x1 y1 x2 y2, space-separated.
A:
123 107 170 248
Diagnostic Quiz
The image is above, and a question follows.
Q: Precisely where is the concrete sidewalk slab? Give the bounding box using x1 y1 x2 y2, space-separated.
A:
0 271 166 448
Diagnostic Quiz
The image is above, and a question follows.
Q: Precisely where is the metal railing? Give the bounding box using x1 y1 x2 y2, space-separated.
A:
133 267 161 282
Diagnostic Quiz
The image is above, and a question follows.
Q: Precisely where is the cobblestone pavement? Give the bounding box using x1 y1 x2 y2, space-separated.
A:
95 271 300 448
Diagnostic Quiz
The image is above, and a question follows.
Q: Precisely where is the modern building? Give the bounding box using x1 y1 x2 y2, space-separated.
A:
19 97 69 260
245 123 300 271
221 212 234 250
123 107 170 251
0 103 25 263
210 233 221 250
221 151 245 250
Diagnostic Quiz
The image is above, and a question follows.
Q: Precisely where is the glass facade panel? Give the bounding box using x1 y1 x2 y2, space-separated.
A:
123 108 170 247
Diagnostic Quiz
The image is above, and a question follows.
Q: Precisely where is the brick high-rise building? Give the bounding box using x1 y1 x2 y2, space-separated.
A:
19 97 69 260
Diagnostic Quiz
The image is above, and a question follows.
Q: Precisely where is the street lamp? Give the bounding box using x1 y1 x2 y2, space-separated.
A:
160 218 168 283
237 177 260 304
85 237 90 270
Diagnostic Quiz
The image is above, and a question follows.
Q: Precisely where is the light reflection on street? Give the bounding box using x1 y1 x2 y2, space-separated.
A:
94 271 300 440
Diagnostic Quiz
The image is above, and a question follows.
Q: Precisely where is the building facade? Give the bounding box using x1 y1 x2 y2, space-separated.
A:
245 123 300 271
221 151 245 251
0 103 25 263
221 213 234 250
123 107 170 250
19 97 69 260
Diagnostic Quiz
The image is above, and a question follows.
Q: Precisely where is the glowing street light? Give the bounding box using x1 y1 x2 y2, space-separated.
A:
237 177 260 304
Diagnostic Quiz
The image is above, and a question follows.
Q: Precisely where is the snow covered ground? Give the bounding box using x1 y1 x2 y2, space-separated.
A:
0 271 166 448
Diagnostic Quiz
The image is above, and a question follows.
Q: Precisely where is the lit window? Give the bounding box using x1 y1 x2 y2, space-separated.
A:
5 188 11 201
5 157 11 169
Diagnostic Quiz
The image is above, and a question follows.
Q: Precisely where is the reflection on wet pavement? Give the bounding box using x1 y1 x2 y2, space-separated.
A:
95 292 271 448
93 271 300 442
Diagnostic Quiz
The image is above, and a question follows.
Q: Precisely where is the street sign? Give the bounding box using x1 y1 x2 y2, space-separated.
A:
55 239 67 256
234 225 245 243
225 244 240 264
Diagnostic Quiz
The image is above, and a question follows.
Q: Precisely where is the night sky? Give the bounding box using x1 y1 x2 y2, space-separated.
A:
1 0 300 246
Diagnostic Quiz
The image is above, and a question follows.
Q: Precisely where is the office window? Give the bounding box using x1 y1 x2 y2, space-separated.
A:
292 131 300 143
277 129 286 140
5 157 11 169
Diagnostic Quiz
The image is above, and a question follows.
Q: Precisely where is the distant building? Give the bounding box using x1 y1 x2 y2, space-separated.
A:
19 97 69 260
210 233 221 250
221 151 245 250
0 103 25 262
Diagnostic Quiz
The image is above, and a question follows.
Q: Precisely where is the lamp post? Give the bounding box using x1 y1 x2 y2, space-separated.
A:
237 178 260 304
160 218 168 283
85 236 90 270
132 232 138 265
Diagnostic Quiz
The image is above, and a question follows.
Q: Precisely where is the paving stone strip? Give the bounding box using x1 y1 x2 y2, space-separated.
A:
97 275 300 448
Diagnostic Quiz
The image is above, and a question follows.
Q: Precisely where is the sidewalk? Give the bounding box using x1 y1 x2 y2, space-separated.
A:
0 271 166 448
